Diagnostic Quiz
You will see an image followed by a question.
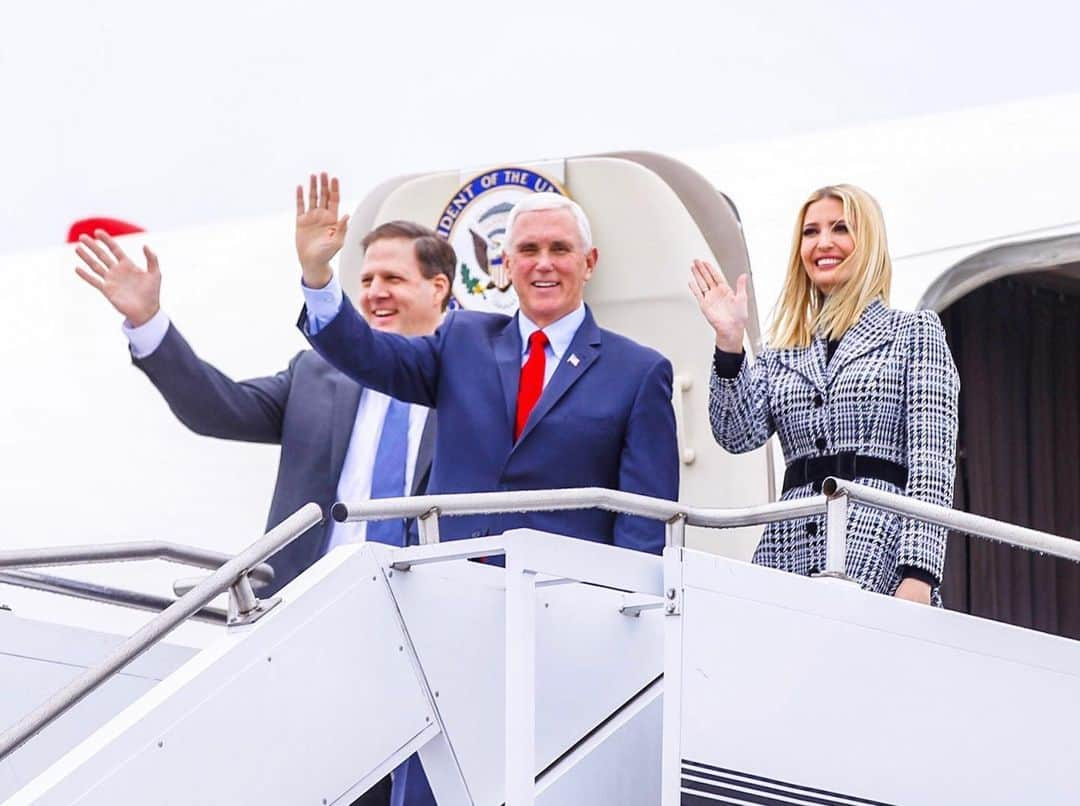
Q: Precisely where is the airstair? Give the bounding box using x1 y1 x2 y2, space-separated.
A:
2 482 1079 805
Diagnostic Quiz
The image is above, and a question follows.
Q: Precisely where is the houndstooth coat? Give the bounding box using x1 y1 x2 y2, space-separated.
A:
709 299 960 595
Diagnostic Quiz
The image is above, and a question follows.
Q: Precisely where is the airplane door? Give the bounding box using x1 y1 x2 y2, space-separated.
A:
341 152 774 559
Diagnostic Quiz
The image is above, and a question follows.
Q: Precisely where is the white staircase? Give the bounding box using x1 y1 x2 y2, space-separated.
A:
4 482 1080 805
4 529 665 805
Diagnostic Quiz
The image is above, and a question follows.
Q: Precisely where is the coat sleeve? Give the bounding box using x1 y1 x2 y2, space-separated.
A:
134 323 294 444
613 356 680 554
896 310 960 582
299 293 442 407
707 350 775 454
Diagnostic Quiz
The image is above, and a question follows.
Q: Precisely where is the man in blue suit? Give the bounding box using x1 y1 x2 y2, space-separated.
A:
298 178 678 806
299 183 679 554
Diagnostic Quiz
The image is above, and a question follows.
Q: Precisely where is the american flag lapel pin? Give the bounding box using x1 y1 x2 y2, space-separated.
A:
568 354 580 367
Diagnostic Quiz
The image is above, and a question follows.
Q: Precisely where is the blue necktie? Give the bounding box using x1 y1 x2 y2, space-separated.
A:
367 398 410 546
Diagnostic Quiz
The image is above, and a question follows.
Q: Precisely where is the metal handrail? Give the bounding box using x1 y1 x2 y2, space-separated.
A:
332 486 827 534
0 503 323 762
824 478 1080 564
0 541 276 588
4 484 1072 767
0 571 228 626
333 482 1079 561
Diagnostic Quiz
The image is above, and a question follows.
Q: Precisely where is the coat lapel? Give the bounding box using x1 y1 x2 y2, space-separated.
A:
410 409 437 496
514 309 602 446
826 299 895 386
774 339 827 394
493 317 523 436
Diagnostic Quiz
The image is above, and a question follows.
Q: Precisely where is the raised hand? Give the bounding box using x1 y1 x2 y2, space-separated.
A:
688 260 749 353
74 231 162 327
295 172 349 289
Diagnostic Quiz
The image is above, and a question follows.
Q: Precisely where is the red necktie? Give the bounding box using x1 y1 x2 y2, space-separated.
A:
515 330 549 440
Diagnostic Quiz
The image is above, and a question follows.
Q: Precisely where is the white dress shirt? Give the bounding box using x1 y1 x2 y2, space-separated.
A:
325 389 428 548
515 304 586 386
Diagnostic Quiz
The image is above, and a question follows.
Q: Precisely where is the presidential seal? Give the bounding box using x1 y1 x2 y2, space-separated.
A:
436 167 567 313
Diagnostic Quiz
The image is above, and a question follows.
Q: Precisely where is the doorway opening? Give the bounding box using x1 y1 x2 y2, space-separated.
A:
937 264 1080 637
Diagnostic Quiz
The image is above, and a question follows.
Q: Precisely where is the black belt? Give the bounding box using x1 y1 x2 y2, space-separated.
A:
783 452 908 494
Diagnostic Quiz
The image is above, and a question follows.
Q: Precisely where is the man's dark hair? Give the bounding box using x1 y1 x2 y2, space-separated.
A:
361 220 457 310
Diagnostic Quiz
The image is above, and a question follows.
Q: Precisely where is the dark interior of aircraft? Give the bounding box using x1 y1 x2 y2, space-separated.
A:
941 268 1080 638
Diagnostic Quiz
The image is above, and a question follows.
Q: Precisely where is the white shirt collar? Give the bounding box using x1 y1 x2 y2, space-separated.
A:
517 303 586 360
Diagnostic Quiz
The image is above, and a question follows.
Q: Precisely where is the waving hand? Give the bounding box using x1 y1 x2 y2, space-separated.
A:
295 172 349 289
74 231 161 327
688 259 749 353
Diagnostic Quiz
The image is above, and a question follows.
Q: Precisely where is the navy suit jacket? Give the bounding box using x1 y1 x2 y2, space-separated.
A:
300 298 679 554
134 323 436 594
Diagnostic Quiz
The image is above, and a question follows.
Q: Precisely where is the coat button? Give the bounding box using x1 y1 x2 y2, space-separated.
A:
813 393 823 408
815 436 827 451
806 522 818 537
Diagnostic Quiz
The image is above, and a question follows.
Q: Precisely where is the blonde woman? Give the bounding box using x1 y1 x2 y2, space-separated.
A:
689 185 959 605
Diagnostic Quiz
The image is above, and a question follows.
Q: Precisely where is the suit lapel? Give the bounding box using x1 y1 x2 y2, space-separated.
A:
514 310 602 446
775 339 827 394
826 299 895 386
493 317 523 435
410 409 437 496
329 374 363 487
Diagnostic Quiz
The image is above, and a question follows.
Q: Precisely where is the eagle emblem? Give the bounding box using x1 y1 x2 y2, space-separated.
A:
436 167 568 314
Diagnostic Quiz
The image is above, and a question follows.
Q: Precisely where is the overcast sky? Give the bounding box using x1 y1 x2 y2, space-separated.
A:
3 0 1079 254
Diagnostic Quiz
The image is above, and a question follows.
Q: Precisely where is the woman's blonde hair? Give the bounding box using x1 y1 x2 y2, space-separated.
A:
769 184 892 349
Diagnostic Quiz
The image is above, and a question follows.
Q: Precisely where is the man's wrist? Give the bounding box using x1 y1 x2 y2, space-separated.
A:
301 272 343 335
124 308 170 359
127 303 161 329
300 263 334 290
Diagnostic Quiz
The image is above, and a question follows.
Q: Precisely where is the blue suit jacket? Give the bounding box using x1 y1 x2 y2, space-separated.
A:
301 298 679 554
134 324 436 595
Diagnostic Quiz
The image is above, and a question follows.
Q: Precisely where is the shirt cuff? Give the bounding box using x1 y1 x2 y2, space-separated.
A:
302 273 343 335
898 565 939 587
123 309 171 359
712 347 745 379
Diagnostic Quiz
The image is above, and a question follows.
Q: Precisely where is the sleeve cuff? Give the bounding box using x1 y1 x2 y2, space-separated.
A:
712 347 745 379
123 309 171 359
898 565 939 587
301 273 343 335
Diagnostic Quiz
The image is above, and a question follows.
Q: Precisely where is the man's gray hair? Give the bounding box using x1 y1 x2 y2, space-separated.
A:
504 192 593 251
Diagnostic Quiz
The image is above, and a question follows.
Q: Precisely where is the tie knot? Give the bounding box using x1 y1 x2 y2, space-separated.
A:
529 330 549 351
